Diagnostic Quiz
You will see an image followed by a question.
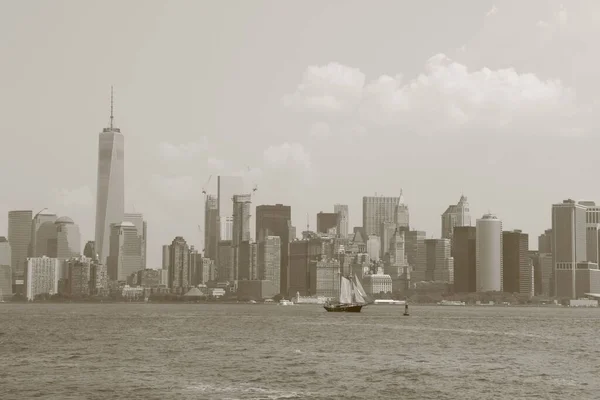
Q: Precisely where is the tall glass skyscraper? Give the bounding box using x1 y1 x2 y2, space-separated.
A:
94 88 124 265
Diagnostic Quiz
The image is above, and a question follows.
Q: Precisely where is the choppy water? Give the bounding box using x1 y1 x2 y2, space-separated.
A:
1 304 599 399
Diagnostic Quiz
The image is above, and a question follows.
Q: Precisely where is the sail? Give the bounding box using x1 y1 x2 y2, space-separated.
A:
339 276 353 304
353 274 373 304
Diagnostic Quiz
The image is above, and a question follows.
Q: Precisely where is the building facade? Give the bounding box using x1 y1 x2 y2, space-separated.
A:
502 230 531 296
107 221 142 282
441 195 471 239
334 204 349 238
552 200 587 299
452 226 477 293
94 103 125 265
26 256 60 300
476 214 503 292
8 210 32 286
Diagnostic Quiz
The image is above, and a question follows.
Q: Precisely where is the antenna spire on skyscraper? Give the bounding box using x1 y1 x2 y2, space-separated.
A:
110 86 114 130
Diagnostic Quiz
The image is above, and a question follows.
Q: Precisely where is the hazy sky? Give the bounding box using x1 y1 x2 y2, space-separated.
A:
1 0 599 266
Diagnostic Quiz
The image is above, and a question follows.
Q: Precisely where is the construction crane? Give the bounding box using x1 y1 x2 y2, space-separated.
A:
201 175 212 198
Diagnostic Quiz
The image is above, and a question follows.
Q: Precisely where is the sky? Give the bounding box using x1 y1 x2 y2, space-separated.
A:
1 0 599 267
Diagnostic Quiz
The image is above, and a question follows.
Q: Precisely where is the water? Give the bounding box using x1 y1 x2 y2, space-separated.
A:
1 304 599 399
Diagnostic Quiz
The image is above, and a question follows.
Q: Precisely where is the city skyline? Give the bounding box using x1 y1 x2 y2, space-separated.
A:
2 2 600 267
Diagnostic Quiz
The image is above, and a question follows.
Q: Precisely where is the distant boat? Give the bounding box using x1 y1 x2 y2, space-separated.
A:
437 300 466 306
324 274 373 313
278 299 294 306
373 299 406 305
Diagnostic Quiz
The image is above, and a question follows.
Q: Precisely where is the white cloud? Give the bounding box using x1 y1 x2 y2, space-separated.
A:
285 54 582 136
158 136 209 162
207 157 226 170
486 5 498 17
53 185 94 208
282 63 365 114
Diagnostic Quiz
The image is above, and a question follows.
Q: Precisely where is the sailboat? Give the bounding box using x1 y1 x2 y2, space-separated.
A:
324 274 373 313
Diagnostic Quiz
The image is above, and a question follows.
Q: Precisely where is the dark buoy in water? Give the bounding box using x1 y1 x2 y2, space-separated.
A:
403 303 410 316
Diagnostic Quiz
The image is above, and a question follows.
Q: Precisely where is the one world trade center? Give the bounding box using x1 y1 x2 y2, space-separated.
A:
94 88 124 265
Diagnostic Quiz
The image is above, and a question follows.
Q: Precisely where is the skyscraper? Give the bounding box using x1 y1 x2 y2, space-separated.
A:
94 88 125 265
395 190 409 229
30 210 57 257
169 236 190 289
476 213 503 292
552 200 587 298
333 204 349 238
259 236 281 294
107 221 141 281
256 204 292 295
425 238 454 282
204 194 219 260
124 213 147 269
217 175 244 240
316 212 339 234
502 230 531 296
52 216 81 259
441 195 471 239
8 210 32 284
452 226 477 293
362 196 400 236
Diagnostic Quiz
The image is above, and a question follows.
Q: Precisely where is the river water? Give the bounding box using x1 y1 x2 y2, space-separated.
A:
0 304 598 399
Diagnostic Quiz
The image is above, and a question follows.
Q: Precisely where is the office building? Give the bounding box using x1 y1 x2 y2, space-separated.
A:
161 245 170 269
218 175 244 240
362 195 400 236
502 230 531 296
53 216 81 259
218 240 234 282
452 226 477 293
404 230 426 278
552 200 587 298
83 241 96 260
30 210 57 257
395 190 410 229
204 194 219 260
94 89 125 265
476 213 503 292
255 204 292 294
8 210 32 285
315 258 341 298
219 217 233 241
26 256 60 300
258 236 280 294
124 213 147 269
317 212 339 235
366 235 381 261
538 229 552 253
334 204 349 238
67 256 92 296
168 236 190 290
425 238 454 282
107 221 142 282
441 195 471 239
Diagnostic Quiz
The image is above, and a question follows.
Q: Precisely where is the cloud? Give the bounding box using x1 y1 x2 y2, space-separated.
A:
285 54 582 137
53 185 94 208
486 5 498 17
207 157 226 170
148 174 199 203
158 136 209 162
282 63 365 114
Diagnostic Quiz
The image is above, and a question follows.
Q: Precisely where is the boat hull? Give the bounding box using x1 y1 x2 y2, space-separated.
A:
323 303 364 313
